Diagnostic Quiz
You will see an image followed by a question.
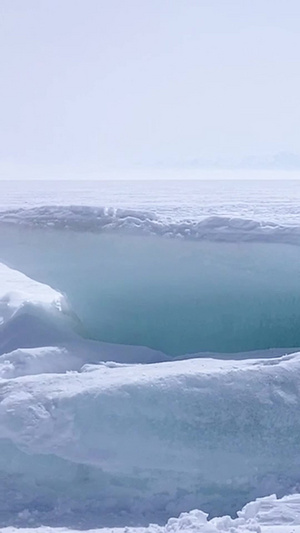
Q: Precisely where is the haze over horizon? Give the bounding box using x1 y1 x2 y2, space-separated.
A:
1 0 300 180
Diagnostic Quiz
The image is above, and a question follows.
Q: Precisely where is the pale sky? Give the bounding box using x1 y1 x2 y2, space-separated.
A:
1 0 300 180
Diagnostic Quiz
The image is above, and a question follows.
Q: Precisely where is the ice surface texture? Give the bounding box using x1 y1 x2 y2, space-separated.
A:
1 205 300 243
1 264 300 526
1 346 300 525
2 178 300 224
3 493 300 532
0 262 167 370
1 214 300 354
1 203 300 528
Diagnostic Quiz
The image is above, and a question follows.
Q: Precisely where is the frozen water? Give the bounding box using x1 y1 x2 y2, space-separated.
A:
1 222 300 354
1 266 300 525
2 179 300 225
0 262 167 368
2 493 300 532
1 204 300 243
1 179 300 530
1 337 300 524
0 261 300 527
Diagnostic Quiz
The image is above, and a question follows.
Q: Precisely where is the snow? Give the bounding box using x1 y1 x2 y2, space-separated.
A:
2 178 300 226
0 262 78 355
2 493 300 532
1 272 300 527
0 262 68 327
1 206 300 244
0 261 168 372
1 256 300 527
1 180 300 531
0 261 300 526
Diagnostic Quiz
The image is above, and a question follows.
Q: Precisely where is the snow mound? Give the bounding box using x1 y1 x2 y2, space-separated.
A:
1 205 300 244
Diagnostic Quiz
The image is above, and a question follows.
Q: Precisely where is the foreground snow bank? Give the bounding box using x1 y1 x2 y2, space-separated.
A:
2 493 300 532
1 352 300 525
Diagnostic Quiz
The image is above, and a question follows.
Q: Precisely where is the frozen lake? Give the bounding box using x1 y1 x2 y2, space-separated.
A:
1 179 300 530
2 178 300 224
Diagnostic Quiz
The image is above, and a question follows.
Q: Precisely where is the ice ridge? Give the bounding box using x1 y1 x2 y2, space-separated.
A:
1 206 300 244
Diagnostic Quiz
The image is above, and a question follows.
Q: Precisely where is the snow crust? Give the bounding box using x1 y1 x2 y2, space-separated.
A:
1 205 300 244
